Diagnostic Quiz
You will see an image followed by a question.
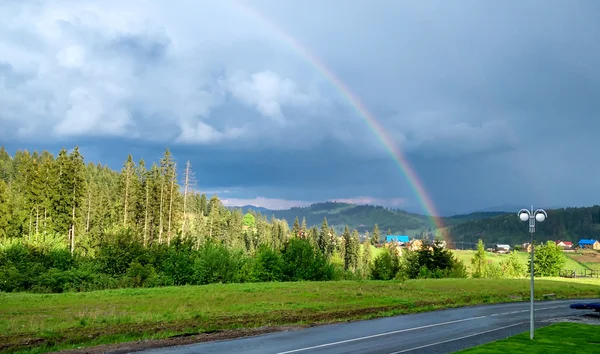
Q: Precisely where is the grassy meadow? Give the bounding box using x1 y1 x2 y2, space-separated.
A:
451 250 585 273
367 245 596 274
2 277 600 353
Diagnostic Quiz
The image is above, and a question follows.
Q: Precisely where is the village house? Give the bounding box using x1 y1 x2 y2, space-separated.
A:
522 243 532 252
409 239 423 251
385 235 410 246
555 240 573 249
578 239 600 250
385 242 403 257
435 240 447 249
494 244 511 254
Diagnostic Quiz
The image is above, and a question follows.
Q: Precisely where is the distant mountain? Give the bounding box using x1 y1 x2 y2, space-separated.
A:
479 205 525 213
228 202 507 236
228 205 273 214
478 204 567 213
227 202 600 245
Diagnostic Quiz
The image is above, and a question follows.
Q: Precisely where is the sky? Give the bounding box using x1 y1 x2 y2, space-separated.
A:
1 0 600 215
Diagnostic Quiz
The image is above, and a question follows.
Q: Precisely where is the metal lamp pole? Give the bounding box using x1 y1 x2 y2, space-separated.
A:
518 206 547 340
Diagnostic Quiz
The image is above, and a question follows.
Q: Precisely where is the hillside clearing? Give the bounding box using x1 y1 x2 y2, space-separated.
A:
1 278 599 353
452 250 586 273
566 251 600 271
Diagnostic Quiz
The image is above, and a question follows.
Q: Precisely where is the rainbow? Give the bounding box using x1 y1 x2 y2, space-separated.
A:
233 1 449 240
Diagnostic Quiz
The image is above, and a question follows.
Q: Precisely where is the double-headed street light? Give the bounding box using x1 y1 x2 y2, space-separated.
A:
518 206 548 340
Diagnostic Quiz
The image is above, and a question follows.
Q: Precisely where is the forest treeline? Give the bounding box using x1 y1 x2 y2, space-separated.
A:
0 146 469 293
448 205 600 245
0 146 579 293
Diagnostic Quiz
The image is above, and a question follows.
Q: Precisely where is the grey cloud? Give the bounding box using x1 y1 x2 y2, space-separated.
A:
2 0 600 214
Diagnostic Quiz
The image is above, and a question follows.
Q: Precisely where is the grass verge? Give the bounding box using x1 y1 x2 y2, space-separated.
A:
455 322 600 353
1 278 599 353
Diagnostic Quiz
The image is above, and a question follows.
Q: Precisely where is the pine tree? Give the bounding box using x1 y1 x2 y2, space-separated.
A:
361 238 372 277
181 160 196 236
342 226 352 270
318 217 331 257
167 162 176 245
120 154 137 228
0 179 9 238
0 146 11 182
350 229 360 271
68 147 86 253
38 151 56 235
292 217 300 238
199 193 207 216
371 224 380 245
52 148 72 236
309 226 319 247
158 149 176 243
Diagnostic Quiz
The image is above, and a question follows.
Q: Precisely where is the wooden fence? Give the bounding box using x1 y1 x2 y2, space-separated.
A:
559 269 600 278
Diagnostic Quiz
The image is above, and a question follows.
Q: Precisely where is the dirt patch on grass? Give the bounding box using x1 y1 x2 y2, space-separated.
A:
1 303 435 353
49 325 305 354
569 251 600 263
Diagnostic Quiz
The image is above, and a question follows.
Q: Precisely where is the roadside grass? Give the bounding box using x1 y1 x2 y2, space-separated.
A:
2 278 600 353
455 322 600 353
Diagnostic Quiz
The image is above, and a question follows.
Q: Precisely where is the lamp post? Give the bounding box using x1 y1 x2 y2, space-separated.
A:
518 206 547 340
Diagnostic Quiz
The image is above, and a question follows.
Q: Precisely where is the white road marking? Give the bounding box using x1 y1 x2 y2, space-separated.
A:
490 305 563 317
275 316 486 354
387 322 527 354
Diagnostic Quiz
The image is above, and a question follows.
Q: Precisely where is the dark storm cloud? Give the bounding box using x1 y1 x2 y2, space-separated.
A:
2 0 600 213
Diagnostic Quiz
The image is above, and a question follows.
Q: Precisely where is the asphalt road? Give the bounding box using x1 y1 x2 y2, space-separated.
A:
136 298 600 354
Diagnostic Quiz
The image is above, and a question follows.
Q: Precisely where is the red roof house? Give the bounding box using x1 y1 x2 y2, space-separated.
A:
556 240 573 248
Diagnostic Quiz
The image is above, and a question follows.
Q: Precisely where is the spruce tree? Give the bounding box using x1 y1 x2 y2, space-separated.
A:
0 179 9 238
292 217 300 238
342 225 352 270
371 224 380 245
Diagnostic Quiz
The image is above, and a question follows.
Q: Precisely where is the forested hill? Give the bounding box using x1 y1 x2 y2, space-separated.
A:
447 206 600 245
231 202 507 235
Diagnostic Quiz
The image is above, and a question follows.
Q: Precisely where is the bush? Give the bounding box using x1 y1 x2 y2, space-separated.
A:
370 248 398 280
532 241 566 277
193 241 237 284
500 252 526 278
281 238 334 281
403 241 466 279
251 245 284 282
96 229 145 276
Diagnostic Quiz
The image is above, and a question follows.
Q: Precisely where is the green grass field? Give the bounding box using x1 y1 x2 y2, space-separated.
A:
456 322 600 353
368 246 594 274
566 250 600 272
2 278 600 353
452 250 586 273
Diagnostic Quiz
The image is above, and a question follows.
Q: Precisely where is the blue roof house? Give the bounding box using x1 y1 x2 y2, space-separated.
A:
578 239 599 249
386 235 410 243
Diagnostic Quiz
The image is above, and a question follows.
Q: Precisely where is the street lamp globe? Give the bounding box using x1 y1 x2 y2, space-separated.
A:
535 213 546 222
519 211 529 222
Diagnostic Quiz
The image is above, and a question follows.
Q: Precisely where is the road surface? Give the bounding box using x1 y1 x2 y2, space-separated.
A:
136 298 600 354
